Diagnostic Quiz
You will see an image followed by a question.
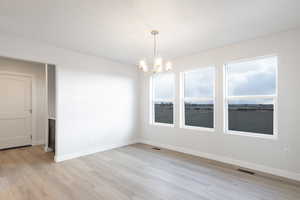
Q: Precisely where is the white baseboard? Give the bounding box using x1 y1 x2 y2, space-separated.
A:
140 139 300 182
54 140 139 162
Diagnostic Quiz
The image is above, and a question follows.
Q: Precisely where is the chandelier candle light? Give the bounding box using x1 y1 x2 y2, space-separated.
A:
138 30 173 73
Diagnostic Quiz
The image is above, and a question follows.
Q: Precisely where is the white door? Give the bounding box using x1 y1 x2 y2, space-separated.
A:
0 73 32 149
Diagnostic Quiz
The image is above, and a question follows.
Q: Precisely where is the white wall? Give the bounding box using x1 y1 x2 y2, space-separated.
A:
1 27 298 180
0 57 46 145
140 28 300 181
0 33 139 161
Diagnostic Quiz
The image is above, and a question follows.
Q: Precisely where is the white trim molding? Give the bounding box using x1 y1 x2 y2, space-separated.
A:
180 66 216 130
54 140 139 162
223 55 278 139
149 73 176 126
140 139 300 182
44 64 49 152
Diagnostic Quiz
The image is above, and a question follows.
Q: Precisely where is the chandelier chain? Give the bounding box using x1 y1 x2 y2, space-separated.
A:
153 32 157 58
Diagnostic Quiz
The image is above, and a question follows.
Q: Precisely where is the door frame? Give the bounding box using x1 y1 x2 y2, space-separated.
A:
44 64 48 151
44 64 56 152
0 71 36 146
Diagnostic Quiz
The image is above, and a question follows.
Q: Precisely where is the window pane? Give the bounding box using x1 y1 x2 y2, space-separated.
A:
154 102 173 124
153 73 175 100
185 100 214 128
184 67 214 98
227 57 277 96
228 99 274 135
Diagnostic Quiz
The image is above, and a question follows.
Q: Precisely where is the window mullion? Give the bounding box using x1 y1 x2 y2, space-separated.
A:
184 97 214 102
154 98 174 102
227 95 276 100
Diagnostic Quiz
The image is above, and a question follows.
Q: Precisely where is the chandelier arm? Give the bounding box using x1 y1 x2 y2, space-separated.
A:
154 33 157 58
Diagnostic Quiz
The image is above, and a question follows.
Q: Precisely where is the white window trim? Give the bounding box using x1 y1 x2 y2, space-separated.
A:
180 67 216 131
149 73 175 127
223 55 278 139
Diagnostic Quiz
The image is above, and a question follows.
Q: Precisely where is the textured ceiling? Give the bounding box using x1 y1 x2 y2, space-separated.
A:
0 0 300 65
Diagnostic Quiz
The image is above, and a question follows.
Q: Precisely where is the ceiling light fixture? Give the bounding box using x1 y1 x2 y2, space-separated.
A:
138 30 172 73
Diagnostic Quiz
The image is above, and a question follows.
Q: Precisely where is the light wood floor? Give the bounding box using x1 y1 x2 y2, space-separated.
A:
0 144 299 200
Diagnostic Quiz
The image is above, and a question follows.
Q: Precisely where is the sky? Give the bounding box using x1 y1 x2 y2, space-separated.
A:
153 73 175 100
184 67 214 98
153 56 276 104
228 56 276 96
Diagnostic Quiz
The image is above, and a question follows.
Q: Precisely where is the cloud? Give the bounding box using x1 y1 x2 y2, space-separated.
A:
153 73 175 100
228 57 276 96
153 57 276 103
185 67 214 98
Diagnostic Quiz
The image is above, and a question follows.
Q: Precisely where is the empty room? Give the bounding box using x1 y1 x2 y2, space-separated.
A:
0 0 299 199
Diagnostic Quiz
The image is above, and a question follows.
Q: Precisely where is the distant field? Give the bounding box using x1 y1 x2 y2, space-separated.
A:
154 103 273 135
228 104 273 135
185 104 214 128
154 103 173 124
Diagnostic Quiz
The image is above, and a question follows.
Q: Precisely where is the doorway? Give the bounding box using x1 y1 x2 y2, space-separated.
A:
0 56 56 159
0 72 33 149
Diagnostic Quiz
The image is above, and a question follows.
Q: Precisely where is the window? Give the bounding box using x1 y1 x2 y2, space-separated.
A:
181 67 215 129
224 56 277 137
150 73 175 125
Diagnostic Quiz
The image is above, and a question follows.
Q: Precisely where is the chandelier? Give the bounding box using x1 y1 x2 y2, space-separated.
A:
138 30 172 73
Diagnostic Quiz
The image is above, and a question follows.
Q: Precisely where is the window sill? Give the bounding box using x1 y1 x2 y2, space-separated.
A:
225 130 278 140
150 122 175 128
182 125 215 132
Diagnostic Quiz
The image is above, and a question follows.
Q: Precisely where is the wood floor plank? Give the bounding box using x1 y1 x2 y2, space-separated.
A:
0 144 299 200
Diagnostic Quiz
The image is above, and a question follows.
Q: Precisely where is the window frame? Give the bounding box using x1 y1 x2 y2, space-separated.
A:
223 55 278 139
180 66 216 132
149 73 175 127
